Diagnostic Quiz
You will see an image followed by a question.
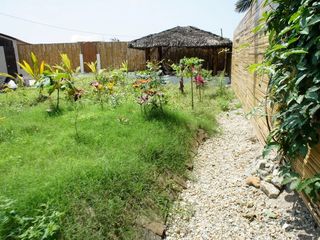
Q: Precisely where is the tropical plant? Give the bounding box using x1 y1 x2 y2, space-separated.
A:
0 73 24 88
0 52 46 94
235 0 256 13
45 54 82 110
90 80 108 109
18 52 45 82
86 62 128 109
85 61 97 74
177 57 204 109
171 63 185 94
120 61 128 75
133 61 166 114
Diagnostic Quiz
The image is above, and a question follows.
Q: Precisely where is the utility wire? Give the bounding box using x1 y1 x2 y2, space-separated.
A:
0 12 140 39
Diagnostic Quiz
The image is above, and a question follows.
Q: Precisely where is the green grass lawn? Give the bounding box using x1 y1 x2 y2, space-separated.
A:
0 77 232 239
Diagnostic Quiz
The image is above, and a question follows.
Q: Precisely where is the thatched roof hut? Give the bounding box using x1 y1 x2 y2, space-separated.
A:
128 26 232 75
129 26 232 49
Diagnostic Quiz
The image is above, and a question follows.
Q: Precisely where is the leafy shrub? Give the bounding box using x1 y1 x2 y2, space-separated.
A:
217 98 230 112
253 0 320 199
0 198 63 240
87 61 127 109
213 71 228 97
171 57 205 108
133 61 167 114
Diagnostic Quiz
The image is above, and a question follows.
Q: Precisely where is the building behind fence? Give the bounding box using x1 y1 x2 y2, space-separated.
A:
231 0 320 224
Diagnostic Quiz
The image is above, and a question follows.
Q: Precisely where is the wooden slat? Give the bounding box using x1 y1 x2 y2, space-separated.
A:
18 42 146 72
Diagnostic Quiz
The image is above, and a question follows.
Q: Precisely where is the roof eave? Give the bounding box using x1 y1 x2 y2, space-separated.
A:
128 43 232 49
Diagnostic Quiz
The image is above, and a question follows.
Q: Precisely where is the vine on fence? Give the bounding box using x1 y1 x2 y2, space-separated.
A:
254 0 320 200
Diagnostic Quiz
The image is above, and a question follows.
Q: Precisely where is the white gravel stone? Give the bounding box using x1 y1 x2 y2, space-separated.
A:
260 181 280 199
165 104 320 240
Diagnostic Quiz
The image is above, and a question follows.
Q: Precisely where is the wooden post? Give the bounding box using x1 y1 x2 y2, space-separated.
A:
158 46 163 71
79 53 84 73
213 48 218 75
224 48 227 73
191 76 194 109
158 47 162 61
145 48 151 63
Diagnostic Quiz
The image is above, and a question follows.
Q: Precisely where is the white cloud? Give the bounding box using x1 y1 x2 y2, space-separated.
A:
70 34 103 42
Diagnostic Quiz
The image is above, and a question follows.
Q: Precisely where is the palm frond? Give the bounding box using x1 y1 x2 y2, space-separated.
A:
60 54 72 72
85 61 97 73
235 0 256 13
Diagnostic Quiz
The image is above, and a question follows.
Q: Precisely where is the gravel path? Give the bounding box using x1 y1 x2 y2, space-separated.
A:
166 107 320 240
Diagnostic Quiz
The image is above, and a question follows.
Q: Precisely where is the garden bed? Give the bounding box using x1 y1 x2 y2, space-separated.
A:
0 67 232 239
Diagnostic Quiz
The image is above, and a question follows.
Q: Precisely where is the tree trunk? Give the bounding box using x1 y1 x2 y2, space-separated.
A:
56 88 60 110
191 77 194 110
179 77 184 94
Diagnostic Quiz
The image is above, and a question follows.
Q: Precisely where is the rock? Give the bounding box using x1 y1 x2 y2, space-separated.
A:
173 176 187 189
144 222 166 237
272 168 280 176
257 160 267 170
246 201 254 208
136 216 166 238
271 176 284 189
186 162 193 170
197 129 208 143
260 181 280 199
141 227 163 240
258 169 270 178
281 222 290 230
136 217 166 239
263 209 278 219
245 176 260 188
242 212 257 222
264 175 273 183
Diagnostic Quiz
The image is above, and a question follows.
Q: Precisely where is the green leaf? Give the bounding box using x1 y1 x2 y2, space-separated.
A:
248 63 262 74
263 142 279 158
295 74 307 86
300 27 309 35
0 72 16 79
289 10 301 23
290 179 301 190
279 26 294 36
296 95 304 104
310 105 320 117
280 49 308 59
253 23 265 34
18 61 35 79
308 14 320 26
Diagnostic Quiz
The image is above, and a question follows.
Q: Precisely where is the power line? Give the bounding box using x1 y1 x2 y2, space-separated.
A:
0 12 140 39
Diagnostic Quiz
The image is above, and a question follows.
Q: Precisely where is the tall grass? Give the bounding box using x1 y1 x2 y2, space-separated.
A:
0 78 231 239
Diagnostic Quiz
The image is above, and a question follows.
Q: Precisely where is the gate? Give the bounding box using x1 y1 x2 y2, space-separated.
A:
81 42 97 72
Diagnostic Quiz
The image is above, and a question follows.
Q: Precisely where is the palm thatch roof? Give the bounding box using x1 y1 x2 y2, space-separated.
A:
128 26 232 49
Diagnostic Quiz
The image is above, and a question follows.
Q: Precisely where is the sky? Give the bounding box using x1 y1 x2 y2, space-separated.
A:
0 0 245 44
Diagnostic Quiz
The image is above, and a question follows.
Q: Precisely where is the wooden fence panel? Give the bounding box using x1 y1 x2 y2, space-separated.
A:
18 42 146 73
126 47 146 71
231 0 320 224
97 42 145 71
18 43 81 69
